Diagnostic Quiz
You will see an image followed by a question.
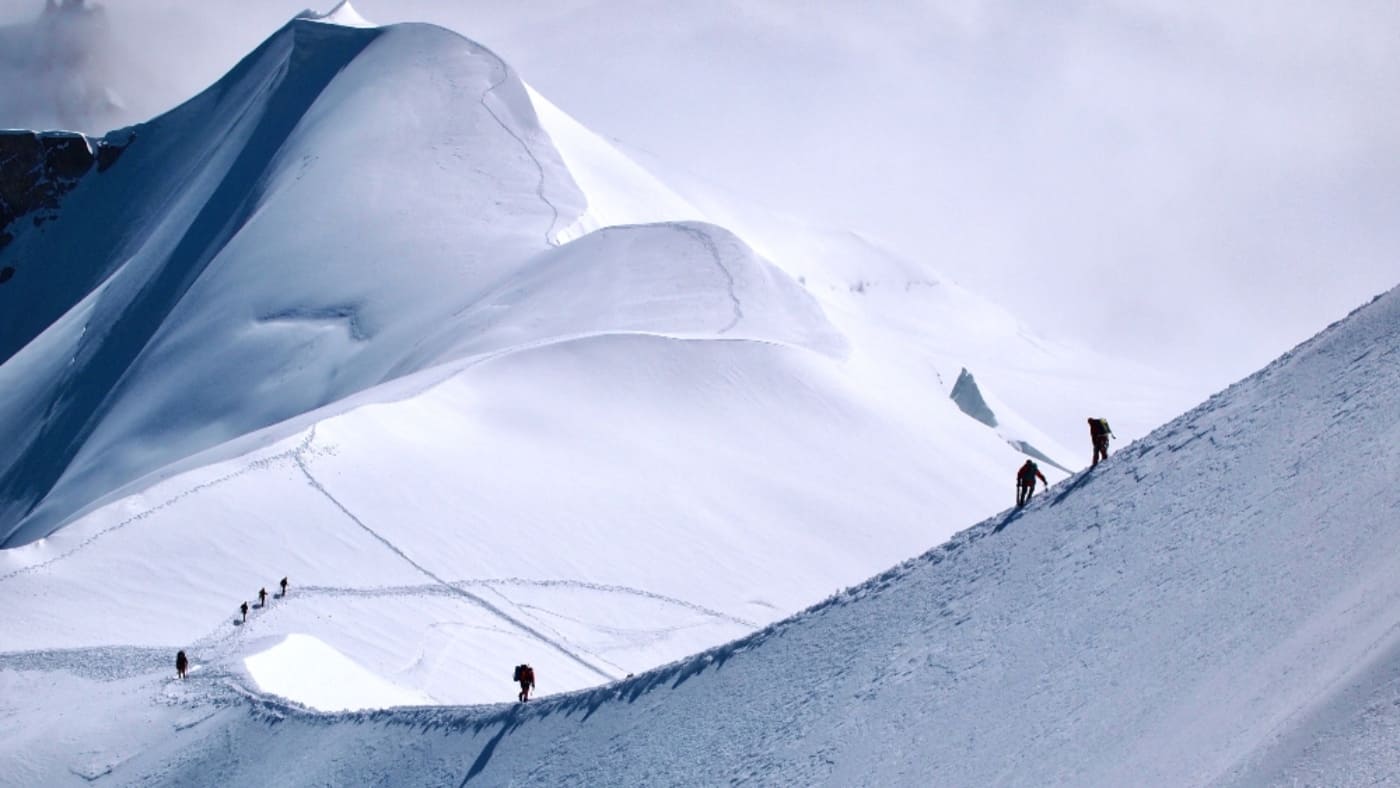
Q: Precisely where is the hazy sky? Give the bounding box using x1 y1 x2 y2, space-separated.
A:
3 0 1397 388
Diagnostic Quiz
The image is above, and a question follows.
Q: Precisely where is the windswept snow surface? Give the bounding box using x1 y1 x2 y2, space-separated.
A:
0 10 1108 715
0 16 593 545
2 282 1396 784
243 633 433 712
0 9 1233 782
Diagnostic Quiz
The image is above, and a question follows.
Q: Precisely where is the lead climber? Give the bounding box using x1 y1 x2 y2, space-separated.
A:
1089 417 1114 467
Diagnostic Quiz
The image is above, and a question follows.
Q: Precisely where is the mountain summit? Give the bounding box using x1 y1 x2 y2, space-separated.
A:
0 14 847 547
296 0 376 29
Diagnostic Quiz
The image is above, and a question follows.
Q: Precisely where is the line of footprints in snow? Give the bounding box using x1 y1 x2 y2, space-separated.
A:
174 576 288 680
237 576 289 626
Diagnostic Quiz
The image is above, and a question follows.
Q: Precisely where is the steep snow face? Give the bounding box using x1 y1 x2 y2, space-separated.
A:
0 18 603 545
524 85 706 240
21 284 1387 786
421 286 1400 786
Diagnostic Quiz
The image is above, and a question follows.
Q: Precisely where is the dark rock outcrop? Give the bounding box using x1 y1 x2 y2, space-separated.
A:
0 127 131 253
95 129 132 172
0 132 48 233
41 133 96 180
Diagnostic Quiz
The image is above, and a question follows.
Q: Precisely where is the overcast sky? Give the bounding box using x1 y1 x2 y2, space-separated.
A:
3 0 1397 388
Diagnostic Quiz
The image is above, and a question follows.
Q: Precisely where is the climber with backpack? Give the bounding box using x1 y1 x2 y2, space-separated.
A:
1089 417 1114 467
1016 459 1048 507
514 663 536 702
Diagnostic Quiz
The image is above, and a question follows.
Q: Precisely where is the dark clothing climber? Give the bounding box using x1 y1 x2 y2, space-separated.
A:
1089 418 1113 467
258 587 267 607
239 601 249 623
1016 460 1048 507
279 577 289 597
176 650 189 679
516 664 536 702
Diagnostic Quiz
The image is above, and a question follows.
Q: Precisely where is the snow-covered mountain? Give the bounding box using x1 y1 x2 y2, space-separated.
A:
0 4 1268 781
4 274 1397 784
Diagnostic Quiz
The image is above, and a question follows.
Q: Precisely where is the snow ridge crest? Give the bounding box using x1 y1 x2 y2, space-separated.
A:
296 0 375 29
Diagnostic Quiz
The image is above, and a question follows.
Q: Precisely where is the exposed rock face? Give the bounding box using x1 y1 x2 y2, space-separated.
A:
41 132 95 180
0 127 130 261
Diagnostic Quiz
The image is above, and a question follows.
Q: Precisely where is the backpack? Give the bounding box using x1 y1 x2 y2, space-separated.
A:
513 664 522 682
1092 418 1112 436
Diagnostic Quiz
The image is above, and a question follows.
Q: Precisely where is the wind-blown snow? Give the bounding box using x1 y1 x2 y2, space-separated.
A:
296 0 375 29
243 633 432 712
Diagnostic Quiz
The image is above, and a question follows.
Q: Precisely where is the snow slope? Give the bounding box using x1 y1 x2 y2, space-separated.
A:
2 280 1395 784
0 0 1220 766
1 5 1395 783
0 4 1145 554
0 14 599 545
621 147 1198 462
0 6 1115 712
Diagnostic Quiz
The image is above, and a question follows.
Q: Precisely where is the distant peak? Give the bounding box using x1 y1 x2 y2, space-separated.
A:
296 0 375 28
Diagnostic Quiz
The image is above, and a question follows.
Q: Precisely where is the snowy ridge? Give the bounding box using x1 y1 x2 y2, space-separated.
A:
627 157 1196 463
7 284 1387 784
0 15 833 547
0 4 1187 554
296 0 376 29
